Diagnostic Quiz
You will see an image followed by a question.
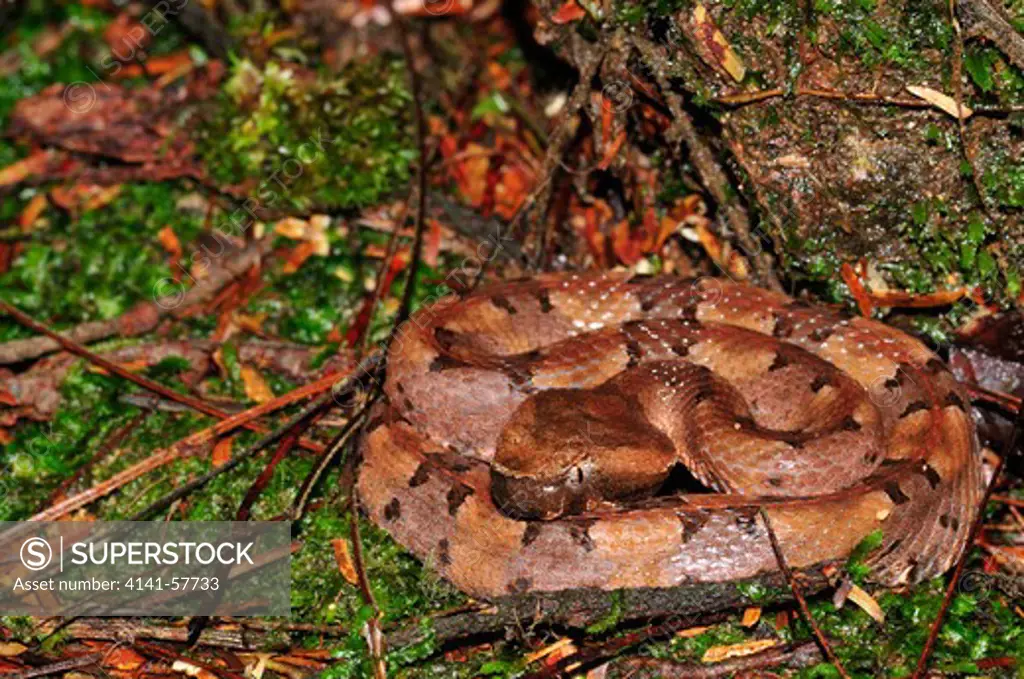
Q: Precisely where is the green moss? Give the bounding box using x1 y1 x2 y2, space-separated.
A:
0 184 204 342
812 0 950 71
195 57 414 211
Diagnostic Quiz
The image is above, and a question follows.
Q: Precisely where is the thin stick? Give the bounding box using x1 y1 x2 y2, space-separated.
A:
290 397 375 521
759 508 851 679
127 393 334 520
910 399 1023 678
8 653 103 679
394 17 429 333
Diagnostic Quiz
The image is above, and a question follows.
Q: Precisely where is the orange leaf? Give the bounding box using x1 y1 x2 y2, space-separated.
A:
18 193 48 232
551 0 586 23
0 389 18 407
103 647 146 671
702 639 779 663
494 164 531 220
332 538 359 585
212 436 235 467
0 152 50 187
454 143 491 207
283 241 317 274
240 365 274 403
741 607 761 627
841 261 873 317
158 226 182 261
50 184 121 212
234 312 267 335
597 130 627 171
103 14 151 53
0 643 27 657
423 219 443 268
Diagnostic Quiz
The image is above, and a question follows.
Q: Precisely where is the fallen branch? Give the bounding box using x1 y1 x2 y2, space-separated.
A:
387 565 836 649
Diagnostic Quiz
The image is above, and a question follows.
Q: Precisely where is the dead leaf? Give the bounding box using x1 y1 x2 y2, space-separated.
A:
234 312 268 335
18 193 48 232
691 3 746 82
212 436 235 467
50 184 122 213
103 14 151 54
524 637 575 664
741 607 762 627
114 51 194 79
332 538 359 585
676 625 711 638
158 226 183 261
87 360 149 375
0 642 27 657
274 217 309 240
171 659 219 679
847 584 885 623
551 0 587 23
240 365 274 403
702 638 779 663
282 240 318 274
103 647 146 671
907 85 973 119
453 142 491 207
0 152 51 187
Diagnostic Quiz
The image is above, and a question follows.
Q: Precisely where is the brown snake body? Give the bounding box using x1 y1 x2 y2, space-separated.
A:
358 273 984 598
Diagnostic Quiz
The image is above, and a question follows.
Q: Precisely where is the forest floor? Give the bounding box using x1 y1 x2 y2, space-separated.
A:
1 0 1023 677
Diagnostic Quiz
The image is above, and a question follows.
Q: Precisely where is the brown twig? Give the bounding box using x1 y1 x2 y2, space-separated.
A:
351 454 387 679
235 423 305 521
126 391 336 521
8 653 103 679
394 17 429 334
290 395 376 521
0 239 270 365
910 395 1024 678
531 36 607 269
759 508 851 679
603 641 822 678
523 612 731 679
948 0 992 216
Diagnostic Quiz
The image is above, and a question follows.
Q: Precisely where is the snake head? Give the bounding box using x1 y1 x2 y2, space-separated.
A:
491 387 677 520
490 460 597 520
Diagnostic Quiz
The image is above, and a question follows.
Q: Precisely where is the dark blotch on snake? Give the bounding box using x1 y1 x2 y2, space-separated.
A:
446 483 475 515
884 482 910 505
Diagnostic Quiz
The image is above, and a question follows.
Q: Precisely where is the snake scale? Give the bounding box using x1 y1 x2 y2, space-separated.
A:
358 273 984 598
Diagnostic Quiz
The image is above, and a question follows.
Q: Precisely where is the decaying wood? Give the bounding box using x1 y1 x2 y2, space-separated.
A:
387 566 834 648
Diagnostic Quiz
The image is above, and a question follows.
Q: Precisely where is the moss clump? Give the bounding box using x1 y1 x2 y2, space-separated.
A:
0 184 204 342
195 57 414 211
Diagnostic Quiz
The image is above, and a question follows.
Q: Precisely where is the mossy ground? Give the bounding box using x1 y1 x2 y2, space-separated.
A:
1 1 1023 677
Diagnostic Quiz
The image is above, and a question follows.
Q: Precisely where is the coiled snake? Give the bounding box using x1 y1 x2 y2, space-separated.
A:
358 273 984 598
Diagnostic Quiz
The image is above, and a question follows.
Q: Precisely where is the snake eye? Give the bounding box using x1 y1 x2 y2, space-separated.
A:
568 465 587 487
